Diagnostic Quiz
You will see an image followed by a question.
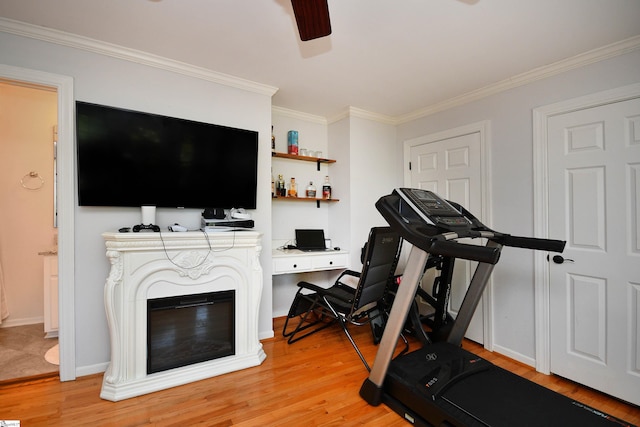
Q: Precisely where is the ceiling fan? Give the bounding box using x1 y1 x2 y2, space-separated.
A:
291 0 332 41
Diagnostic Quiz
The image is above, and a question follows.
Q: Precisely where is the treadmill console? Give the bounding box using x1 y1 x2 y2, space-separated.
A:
396 188 471 229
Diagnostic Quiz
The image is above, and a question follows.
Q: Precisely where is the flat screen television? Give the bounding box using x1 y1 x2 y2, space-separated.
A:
76 101 258 209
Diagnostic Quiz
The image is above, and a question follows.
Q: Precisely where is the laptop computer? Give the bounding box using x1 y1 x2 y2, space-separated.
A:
295 229 328 251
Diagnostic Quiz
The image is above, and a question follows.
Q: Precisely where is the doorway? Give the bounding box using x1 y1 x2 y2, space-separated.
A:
403 121 492 346
533 83 640 406
0 80 58 381
0 64 76 382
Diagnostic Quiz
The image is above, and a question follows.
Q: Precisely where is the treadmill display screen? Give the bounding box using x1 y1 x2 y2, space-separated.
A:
396 188 471 228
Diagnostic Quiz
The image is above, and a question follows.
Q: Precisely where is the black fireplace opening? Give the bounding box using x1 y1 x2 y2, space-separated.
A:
147 290 235 374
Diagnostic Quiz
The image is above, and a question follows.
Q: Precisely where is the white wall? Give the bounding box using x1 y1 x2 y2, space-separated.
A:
270 110 400 316
330 115 399 268
270 109 335 317
271 108 330 242
328 116 351 256
349 116 399 265
396 48 640 364
4 18 636 376
0 30 275 372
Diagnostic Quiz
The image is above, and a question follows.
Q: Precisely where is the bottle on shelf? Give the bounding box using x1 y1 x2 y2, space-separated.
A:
287 130 299 155
271 126 275 153
322 176 332 199
306 181 316 198
271 170 275 197
288 177 298 197
277 174 286 197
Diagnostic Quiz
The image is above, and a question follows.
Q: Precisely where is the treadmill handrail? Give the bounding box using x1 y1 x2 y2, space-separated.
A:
429 239 501 264
375 192 565 260
498 234 566 252
424 197 566 253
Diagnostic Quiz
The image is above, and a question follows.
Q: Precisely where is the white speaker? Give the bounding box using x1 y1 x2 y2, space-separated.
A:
141 205 156 225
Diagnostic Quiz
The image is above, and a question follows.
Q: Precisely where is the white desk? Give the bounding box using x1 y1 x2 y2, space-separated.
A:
272 248 349 275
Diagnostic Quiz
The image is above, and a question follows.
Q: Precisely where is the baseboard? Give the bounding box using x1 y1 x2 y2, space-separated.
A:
75 330 275 380
259 329 275 340
492 344 536 368
75 362 109 378
0 316 44 328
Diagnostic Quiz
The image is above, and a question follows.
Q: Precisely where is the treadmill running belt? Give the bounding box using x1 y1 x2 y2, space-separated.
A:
441 363 632 427
385 343 634 427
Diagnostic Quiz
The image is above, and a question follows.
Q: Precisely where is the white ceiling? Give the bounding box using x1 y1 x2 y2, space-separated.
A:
1 0 639 119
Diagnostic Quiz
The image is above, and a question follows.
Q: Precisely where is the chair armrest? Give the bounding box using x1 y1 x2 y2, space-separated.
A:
297 281 353 302
340 270 361 277
296 281 327 293
337 269 361 280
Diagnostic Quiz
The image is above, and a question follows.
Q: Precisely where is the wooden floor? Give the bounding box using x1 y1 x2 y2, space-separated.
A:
1 317 638 426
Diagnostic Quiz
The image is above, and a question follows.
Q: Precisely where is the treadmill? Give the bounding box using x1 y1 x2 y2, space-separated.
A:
360 188 635 427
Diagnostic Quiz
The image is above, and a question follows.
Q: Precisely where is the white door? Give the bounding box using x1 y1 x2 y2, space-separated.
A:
547 97 640 405
405 123 488 344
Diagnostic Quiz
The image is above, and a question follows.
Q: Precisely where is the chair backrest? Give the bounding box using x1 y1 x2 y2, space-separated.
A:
351 227 402 314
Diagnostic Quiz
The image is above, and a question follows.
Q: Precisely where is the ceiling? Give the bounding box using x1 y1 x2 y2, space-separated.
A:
1 0 639 119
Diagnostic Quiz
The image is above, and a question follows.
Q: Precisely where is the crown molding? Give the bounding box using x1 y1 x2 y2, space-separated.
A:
317 35 640 125
326 106 397 125
396 35 640 124
325 108 349 124
347 107 396 125
272 105 395 126
271 106 327 124
6 15 635 124
0 17 278 97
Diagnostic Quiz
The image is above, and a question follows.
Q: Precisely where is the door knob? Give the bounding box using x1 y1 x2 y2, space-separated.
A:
548 254 574 264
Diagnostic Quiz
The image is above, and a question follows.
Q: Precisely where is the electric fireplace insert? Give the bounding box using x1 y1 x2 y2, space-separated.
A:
147 290 235 374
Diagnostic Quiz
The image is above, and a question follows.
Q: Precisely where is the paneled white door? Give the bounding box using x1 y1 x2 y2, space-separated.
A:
547 97 640 405
405 124 487 344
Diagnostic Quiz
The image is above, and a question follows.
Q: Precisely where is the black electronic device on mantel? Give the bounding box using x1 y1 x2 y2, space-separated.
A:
76 101 258 209
359 188 635 427
203 208 226 220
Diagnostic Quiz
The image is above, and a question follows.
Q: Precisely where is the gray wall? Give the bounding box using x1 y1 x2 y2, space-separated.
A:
1 30 275 373
397 48 640 363
2 22 638 374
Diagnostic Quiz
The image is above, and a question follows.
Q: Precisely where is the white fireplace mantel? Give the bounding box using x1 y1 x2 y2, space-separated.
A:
100 230 265 401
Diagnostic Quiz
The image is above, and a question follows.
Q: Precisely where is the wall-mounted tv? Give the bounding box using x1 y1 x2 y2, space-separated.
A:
76 101 258 209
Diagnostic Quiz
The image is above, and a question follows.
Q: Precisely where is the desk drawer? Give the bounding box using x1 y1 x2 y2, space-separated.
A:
311 253 348 270
273 257 312 274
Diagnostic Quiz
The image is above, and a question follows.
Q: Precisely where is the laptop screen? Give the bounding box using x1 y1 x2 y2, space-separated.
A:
295 229 326 251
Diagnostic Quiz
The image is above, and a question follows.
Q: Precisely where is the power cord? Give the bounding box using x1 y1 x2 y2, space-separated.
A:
158 229 236 269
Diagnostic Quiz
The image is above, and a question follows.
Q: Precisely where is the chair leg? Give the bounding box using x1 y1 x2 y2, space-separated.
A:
322 298 372 372
282 295 337 343
282 291 317 337
335 316 371 372
287 318 335 344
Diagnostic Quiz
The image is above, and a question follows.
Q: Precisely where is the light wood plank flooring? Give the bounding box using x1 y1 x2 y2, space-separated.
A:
1 317 638 426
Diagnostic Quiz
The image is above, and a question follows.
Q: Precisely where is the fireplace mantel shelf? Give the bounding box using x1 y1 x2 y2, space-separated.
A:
100 230 265 401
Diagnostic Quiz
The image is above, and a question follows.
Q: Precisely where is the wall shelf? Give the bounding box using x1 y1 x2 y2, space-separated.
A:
272 151 336 171
273 195 338 208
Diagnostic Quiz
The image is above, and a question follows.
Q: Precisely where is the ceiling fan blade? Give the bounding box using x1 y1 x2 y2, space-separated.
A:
291 0 332 41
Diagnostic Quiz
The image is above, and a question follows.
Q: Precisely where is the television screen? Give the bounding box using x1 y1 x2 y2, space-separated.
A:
76 101 258 209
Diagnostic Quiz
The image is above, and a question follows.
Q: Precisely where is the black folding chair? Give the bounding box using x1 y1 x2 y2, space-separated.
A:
282 227 403 371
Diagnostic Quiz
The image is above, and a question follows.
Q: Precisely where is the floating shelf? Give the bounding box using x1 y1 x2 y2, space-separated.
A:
272 151 336 170
272 195 339 208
